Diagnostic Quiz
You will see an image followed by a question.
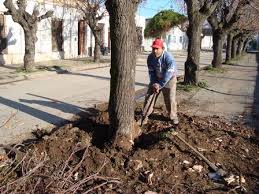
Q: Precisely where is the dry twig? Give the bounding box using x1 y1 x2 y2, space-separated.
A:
0 110 18 129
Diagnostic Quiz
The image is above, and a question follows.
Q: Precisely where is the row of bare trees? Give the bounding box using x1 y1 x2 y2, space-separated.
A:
182 0 259 84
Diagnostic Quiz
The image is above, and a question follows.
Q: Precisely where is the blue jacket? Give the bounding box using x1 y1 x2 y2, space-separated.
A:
147 51 177 88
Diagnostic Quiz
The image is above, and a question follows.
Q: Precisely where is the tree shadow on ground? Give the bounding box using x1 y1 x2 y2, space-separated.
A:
133 126 172 150
224 63 255 68
203 74 255 82
0 96 68 125
201 87 253 97
48 66 149 87
19 93 87 114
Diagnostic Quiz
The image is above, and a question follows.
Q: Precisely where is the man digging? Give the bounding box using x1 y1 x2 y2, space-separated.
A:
139 38 179 125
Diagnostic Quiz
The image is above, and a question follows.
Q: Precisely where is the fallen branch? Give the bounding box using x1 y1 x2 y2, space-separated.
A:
82 179 122 194
63 146 89 182
63 159 109 193
0 110 18 129
2 152 29 182
60 144 87 176
1 152 48 193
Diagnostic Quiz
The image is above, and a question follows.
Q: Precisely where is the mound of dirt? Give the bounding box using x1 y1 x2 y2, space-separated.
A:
0 106 259 193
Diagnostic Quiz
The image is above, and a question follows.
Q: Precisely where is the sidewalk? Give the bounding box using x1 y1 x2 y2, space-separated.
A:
176 53 258 130
0 56 111 85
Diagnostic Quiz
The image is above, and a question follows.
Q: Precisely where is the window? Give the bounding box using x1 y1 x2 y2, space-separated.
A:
51 19 63 51
167 35 171 43
179 36 183 43
172 36 176 43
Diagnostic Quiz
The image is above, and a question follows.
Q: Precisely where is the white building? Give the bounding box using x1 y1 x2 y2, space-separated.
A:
0 0 145 65
144 26 187 52
144 19 213 52
201 20 213 50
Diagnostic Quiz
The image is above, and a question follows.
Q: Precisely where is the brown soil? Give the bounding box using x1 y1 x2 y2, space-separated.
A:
0 104 259 194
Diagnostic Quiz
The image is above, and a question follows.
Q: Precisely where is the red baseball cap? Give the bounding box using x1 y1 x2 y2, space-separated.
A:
151 39 164 49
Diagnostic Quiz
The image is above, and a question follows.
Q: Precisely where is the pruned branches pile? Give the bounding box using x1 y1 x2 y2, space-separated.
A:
0 143 121 193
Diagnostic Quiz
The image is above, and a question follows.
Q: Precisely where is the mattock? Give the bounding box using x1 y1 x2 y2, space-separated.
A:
171 130 227 178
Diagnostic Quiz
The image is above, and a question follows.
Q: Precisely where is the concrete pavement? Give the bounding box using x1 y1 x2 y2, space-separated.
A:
0 51 213 145
179 53 259 130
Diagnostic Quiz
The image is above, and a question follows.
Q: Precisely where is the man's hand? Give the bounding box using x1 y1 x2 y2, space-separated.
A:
152 83 160 94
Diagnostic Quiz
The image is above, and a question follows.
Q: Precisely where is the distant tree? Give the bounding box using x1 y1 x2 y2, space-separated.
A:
182 0 220 85
136 27 143 51
4 0 53 71
144 10 186 38
78 0 107 63
227 1 259 59
208 0 248 67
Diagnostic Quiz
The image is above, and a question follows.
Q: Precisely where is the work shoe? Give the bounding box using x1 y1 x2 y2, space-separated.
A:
137 117 148 126
170 117 179 125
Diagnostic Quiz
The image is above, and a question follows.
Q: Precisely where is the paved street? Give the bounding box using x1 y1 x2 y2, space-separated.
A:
0 51 213 145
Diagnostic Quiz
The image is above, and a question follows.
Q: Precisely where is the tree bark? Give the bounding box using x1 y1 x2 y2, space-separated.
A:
106 0 139 150
243 38 249 52
94 42 100 63
212 32 223 68
93 34 101 63
226 33 233 63
24 28 36 71
184 16 202 84
183 0 219 85
91 28 101 63
231 37 238 59
236 38 244 57
4 0 53 71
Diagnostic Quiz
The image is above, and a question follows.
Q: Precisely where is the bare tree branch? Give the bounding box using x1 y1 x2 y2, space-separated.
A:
37 10 54 21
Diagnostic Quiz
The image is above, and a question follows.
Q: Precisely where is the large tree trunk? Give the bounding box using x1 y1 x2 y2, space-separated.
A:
212 32 223 68
3 0 53 71
24 29 36 71
184 17 202 85
93 35 101 63
226 33 233 63
106 0 139 150
91 30 101 63
231 37 238 59
237 38 244 57
243 38 249 52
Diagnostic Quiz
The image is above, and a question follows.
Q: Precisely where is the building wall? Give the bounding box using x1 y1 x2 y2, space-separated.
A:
135 15 146 49
0 0 146 65
144 26 187 52
0 0 83 65
165 27 187 51
201 35 213 50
